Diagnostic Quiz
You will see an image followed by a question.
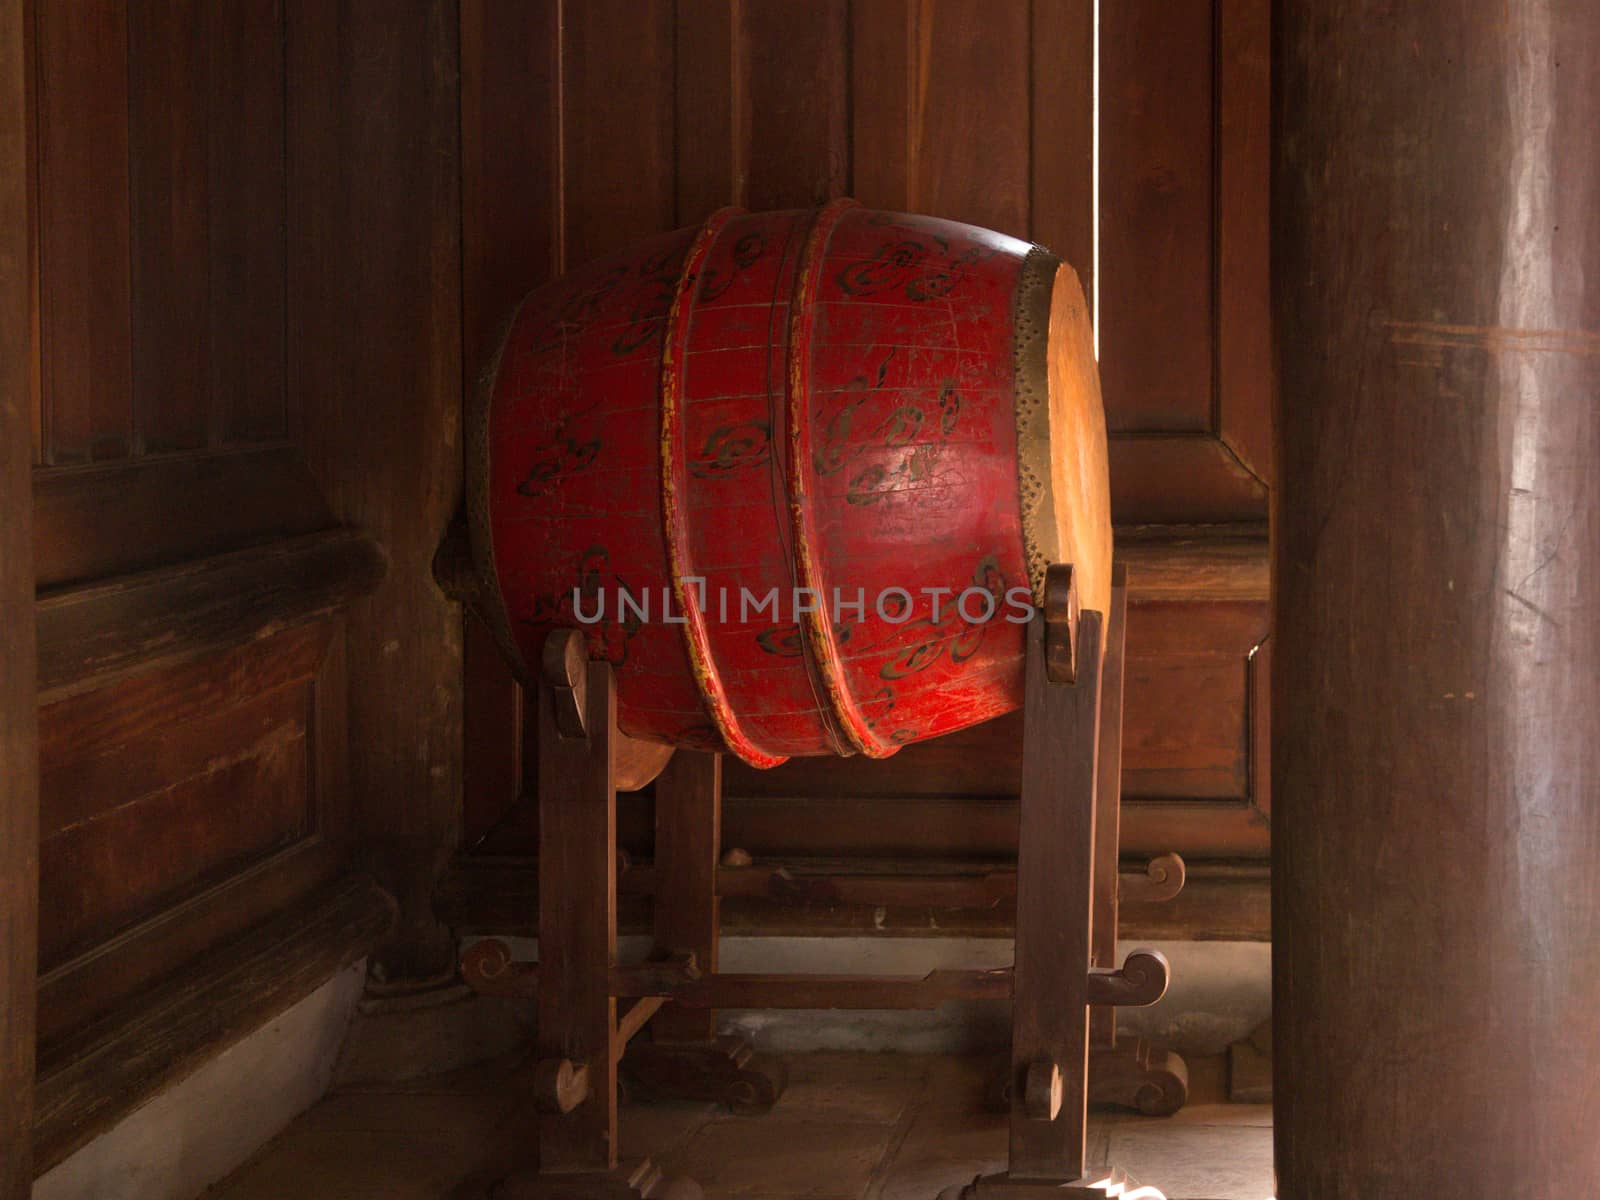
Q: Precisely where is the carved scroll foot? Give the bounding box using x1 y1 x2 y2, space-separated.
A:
981 1035 1188 1117
621 1034 787 1115
1089 1036 1189 1117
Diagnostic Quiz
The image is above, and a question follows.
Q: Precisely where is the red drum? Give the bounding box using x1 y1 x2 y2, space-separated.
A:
464 200 1110 767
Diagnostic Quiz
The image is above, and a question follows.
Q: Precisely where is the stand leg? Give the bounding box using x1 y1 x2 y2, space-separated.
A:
477 631 698 1199
1088 567 1188 1117
1006 597 1101 1186
959 566 1160 1198
535 650 621 1173
622 751 786 1113
982 566 1190 1121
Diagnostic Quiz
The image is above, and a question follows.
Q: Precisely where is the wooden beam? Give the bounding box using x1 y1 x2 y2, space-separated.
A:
35 528 385 702
434 856 1271 942
613 966 1010 1011
32 873 393 1174
0 0 40 1190
1113 525 1268 602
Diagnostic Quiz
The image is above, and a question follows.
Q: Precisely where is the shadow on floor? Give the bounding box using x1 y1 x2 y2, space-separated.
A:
205 1052 1273 1200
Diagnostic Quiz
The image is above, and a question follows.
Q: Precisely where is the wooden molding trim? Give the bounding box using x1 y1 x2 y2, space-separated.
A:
35 838 345 1044
35 528 386 703
717 795 1270 861
31 447 335 590
1115 526 1268 602
434 856 1269 943
32 873 394 1175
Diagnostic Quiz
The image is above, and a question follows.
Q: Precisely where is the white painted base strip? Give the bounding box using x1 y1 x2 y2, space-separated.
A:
34 961 365 1200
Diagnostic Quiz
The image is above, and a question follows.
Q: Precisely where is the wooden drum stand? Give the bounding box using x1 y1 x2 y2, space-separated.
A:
462 564 1180 1198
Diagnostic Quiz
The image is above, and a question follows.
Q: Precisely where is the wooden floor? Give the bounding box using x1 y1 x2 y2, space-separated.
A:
203 1053 1273 1200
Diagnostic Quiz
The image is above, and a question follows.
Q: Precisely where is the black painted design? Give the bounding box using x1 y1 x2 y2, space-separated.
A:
835 236 997 303
516 433 600 495
698 232 767 302
690 420 771 478
612 248 689 356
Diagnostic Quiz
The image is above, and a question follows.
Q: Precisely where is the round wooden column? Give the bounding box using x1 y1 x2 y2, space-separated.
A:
1273 3 1600 1196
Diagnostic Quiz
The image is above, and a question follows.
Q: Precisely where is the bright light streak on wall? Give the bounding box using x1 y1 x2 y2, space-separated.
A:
1091 0 1101 360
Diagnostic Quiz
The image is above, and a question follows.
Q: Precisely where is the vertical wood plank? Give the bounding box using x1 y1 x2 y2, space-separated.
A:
128 0 210 454
1009 611 1102 1180
742 0 848 211
287 0 464 979
561 0 674 268
674 0 743 223
459 0 558 843
23 0 40 466
909 0 1030 234
1029 0 1095 291
1215 0 1271 483
208 0 287 445
35 0 134 465
854 0 1027 232
1 0 40 1189
537 660 620 1170
1098 0 1215 433
651 751 722 1043
849 0 912 211
459 0 558 374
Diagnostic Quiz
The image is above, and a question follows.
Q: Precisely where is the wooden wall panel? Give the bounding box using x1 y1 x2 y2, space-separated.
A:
1099 0 1215 434
851 0 1031 235
675 0 850 220
561 0 674 268
1028 0 1095 299
455 0 1275 900
34 0 133 466
39 689 311 965
1097 0 1273 523
1215 0 1272 484
672 0 742 222
18 0 392 1143
205 0 289 445
724 599 1269 856
125 0 287 455
740 0 848 212
33 621 334 965
127 0 209 454
459 0 557 846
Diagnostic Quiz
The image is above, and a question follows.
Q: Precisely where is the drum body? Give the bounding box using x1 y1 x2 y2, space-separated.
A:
466 200 1109 766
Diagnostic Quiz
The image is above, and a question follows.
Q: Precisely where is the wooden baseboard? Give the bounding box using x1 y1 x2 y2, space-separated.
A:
433 856 1268 943
32 873 395 1174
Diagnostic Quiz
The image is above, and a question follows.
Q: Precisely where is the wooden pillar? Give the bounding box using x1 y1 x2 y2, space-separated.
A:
288 1 464 981
1274 3 1600 1195
1 2 39 1193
